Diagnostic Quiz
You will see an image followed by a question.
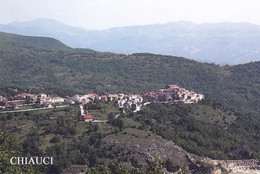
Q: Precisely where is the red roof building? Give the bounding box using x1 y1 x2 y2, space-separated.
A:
89 93 98 96
101 95 107 101
82 115 93 122
82 115 93 119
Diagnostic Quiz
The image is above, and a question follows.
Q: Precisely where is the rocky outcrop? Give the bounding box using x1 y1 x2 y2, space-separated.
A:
105 128 217 173
208 159 260 174
105 128 191 168
105 129 260 174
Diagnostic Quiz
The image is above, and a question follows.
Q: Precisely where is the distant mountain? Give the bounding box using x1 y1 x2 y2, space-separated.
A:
0 31 259 117
0 19 87 48
1 19 260 65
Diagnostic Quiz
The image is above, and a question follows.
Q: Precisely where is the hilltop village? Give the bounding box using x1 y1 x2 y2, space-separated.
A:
0 85 204 122
147 84 204 103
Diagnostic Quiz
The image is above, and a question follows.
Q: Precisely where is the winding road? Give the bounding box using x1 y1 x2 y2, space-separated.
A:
0 105 69 114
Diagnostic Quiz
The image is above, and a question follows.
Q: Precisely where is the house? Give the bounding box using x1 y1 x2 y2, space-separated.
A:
126 95 133 100
166 94 174 102
118 93 124 100
70 94 85 102
158 89 165 92
12 102 18 109
118 99 127 108
137 96 143 103
82 115 93 122
38 93 47 98
88 93 100 100
101 95 107 101
0 96 7 104
149 92 157 96
81 99 87 106
37 97 51 104
51 97 65 103
123 101 132 110
1 99 8 106
80 95 92 102
25 94 38 102
197 94 204 100
107 94 118 101
165 84 179 89
70 94 80 102
64 98 75 105
13 94 25 100
190 94 197 100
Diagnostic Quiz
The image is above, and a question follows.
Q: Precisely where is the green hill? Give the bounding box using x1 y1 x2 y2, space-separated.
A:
0 98 259 173
135 100 260 159
0 31 71 50
0 32 259 117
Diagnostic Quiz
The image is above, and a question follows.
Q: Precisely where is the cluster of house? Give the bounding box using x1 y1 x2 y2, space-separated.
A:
0 91 144 113
145 84 204 103
66 93 143 122
104 94 143 112
66 93 144 112
0 95 19 110
1 85 204 121
64 93 99 105
36 94 65 107
0 95 8 110
0 93 66 110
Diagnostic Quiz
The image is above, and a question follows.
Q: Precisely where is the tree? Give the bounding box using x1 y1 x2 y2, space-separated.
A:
0 130 42 173
22 127 42 156
50 135 61 143
164 159 179 172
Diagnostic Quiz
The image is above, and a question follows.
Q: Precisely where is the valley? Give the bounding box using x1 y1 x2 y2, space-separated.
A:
0 32 259 173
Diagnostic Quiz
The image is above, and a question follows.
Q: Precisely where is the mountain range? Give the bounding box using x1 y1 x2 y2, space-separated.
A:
1 18 260 65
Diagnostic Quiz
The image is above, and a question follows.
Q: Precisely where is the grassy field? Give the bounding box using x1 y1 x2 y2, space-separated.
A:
88 102 121 120
189 103 238 126
0 102 124 152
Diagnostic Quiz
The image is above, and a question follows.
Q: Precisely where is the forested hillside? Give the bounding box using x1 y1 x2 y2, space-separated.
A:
135 100 260 159
0 32 259 117
0 98 259 173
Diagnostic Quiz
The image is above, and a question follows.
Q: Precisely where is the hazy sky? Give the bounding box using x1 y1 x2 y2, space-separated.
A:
1 0 260 29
